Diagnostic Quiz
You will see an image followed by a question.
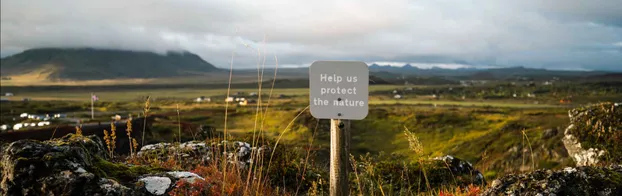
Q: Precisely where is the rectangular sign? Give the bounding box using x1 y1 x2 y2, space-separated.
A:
309 61 369 120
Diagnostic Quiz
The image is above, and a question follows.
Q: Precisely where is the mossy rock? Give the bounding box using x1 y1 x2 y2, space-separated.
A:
0 134 165 195
564 102 622 165
483 165 622 195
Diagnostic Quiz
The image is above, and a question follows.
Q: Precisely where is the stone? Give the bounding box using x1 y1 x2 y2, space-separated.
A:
0 134 131 195
562 102 621 166
482 165 622 195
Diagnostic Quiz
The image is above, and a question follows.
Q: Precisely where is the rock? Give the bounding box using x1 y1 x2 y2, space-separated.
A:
433 155 486 185
99 178 132 196
482 164 622 196
136 140 268 169
541 128 558 139
562 128 605 167
0 134 131 195
135 171 205 196
562 102 621 166
138 176 171 195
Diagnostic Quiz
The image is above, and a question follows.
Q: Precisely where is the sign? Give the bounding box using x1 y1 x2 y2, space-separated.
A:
309 61 369 120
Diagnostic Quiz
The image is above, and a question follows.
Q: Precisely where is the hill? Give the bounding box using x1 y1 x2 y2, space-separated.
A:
0 48 220 81
368 64 615 80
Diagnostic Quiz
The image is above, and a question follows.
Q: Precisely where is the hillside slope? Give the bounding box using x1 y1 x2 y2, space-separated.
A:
0 48 220 80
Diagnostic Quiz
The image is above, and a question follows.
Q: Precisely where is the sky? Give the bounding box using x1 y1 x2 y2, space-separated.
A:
1 0 621 71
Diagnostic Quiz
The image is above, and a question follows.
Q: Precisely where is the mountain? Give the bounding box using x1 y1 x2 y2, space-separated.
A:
0 48 220 80
368 64 615 80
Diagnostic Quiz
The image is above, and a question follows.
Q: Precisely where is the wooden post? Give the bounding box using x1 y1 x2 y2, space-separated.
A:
330 119 350 196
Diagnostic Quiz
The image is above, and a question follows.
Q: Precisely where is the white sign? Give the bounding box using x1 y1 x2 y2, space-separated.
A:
309 61 369 120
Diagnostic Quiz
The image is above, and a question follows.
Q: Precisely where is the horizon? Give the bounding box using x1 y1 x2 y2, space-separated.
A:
1 47 617 72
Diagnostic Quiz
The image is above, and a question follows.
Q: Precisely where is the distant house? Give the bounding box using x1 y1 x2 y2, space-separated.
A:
239 99 257 106
5 92 14 96
225 97 235 103
392 90 398 94
235 97 246 102
13 123 23 130
394 94 402 99
250 92 258 96
37 121 50 126
53 113 67 118
0 125 7 131
527 93 537 98
112 115 122 121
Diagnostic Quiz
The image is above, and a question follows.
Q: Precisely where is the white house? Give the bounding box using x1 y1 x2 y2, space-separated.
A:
195 96 211 103
5 92 13 96
394 94 402 99
250 92 258 96
225 97 235 103
0 125 7 131
13 123 23 130
20 113 28 118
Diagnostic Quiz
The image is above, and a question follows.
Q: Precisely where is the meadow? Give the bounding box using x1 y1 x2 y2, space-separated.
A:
1 80 620 195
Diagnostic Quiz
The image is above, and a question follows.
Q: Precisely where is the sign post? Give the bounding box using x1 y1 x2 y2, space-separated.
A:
310 61 368 196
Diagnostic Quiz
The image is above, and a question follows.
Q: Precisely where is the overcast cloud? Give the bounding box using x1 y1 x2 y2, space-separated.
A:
1 0 621 71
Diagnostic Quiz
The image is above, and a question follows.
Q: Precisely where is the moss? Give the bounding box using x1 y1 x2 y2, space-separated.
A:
568 102 622 163
90 157 169 185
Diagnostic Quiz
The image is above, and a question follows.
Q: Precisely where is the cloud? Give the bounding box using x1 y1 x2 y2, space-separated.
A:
1 0 621 71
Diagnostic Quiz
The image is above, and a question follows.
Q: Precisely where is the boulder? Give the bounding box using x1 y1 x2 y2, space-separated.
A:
562 102 621 166
482 165 622 196
0 134 132 195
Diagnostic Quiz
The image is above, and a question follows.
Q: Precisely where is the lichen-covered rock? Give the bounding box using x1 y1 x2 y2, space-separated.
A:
562 102 622 166
135 140 268 169
134 171 205 196
481 164 622 196
0 134 131 195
